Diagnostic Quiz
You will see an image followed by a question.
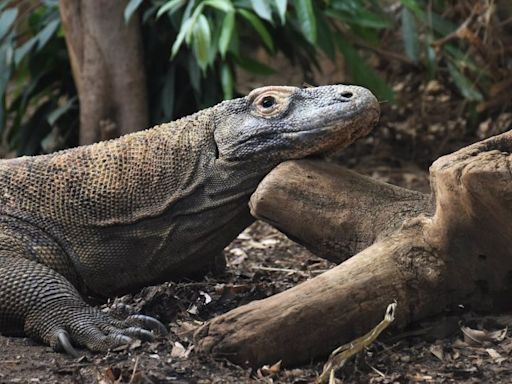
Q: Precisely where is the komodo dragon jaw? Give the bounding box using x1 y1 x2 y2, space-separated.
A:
213 84 379 162
0 84 379 357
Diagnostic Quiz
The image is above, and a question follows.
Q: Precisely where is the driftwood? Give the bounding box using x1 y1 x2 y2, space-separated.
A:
195 130 512 367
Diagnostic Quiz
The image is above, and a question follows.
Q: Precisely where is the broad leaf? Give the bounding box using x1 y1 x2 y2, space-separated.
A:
250 0 273 23
124 0 144 23
220 63 234 100
157 0 186 18
294 0 316 43
204 0 234 13
448 63 483 101
401 7 419 63
274 0 287 24
238 9 274 51
219 11 235 58
0 8 17 40
36 19 60 50
171 17 193 58
236 56 275 75
192 14 211 70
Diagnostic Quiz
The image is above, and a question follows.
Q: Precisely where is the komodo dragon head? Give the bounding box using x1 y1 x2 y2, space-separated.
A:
213 84 380 163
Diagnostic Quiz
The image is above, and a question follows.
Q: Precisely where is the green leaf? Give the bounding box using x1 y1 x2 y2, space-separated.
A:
401 7 419 63
220 63 234 100
238 9 274 51
14 37 37 66
157 0 186 18
219 11 235 58
250 0 273 23
324 9 391 30
203 0 234 13
124 0 144 23
294 0 316 43
47 96 76 126
161 67 175 119
36 19 60 50
273 0 287 24
399 0 422 16
236 56 275 75
192 14 211 70
316 13 335 59
0 7 17 40
171 17 193 58
447 63 483 102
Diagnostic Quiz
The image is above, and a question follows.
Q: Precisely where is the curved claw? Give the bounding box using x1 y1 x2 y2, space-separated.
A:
57 330 81 358
111 334 133 345
127 314 168 336
122 327 155 341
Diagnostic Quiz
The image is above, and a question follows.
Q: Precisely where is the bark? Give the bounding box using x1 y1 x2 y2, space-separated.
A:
59 0 148 144
195 130 512 367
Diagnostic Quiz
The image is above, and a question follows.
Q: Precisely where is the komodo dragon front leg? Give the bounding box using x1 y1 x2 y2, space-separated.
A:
0 85 379 355
0 255 166 356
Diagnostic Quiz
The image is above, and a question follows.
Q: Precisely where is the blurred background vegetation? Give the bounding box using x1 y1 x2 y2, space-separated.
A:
0 0 510 165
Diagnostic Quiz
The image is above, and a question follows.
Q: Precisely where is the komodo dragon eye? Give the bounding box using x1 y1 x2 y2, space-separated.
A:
261 96 276 108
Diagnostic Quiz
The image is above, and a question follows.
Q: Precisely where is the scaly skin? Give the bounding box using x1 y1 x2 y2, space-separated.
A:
0 85 379 355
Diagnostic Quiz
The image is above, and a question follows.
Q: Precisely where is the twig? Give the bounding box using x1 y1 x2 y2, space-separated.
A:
251 266 308 276
129 356 139 384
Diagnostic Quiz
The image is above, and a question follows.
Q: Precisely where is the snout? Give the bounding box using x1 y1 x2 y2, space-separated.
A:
334 85 380 111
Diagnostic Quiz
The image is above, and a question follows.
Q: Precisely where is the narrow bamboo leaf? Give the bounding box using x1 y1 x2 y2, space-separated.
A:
47 96 77 126
399 0 422 16
447 63 483 101
0 8 17 40
324 9 391 29
157 0 186 18
238 9 274 51
274 0 287 24
36 19 60 50
236 56 275 75
294 0 316 43
14 37 37 65
316 12 335 59
124 0 144 23
401 7 419 63
188 55 201 92
161 67 175 119
204 0 234 13
219 11 235 58
171 17 193 58
220 63 234 100
192 14 211 70
250 0 273 23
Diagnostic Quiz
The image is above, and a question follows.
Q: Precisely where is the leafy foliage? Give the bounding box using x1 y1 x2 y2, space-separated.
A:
0 0 508 155
0 0 76 155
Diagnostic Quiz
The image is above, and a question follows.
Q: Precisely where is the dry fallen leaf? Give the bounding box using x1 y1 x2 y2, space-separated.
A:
460 325 507 346
429 344 444 361
258 360 282 377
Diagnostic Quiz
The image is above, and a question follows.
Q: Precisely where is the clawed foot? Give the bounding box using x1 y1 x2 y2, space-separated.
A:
27 305 168 357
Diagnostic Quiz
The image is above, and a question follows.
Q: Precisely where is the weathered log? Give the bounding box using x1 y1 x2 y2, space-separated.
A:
195 130 512 367
248 160 433 263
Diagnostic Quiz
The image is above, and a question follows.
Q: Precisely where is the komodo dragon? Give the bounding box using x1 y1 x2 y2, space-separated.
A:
0 85 379 356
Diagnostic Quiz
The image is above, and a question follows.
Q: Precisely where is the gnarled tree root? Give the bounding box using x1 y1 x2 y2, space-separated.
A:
195 130 512 367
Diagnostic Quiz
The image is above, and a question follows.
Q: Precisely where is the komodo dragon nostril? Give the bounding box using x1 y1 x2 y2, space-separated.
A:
339 91 353 99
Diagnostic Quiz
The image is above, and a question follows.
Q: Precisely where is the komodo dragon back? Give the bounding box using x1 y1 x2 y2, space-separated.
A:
0 84 379 356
